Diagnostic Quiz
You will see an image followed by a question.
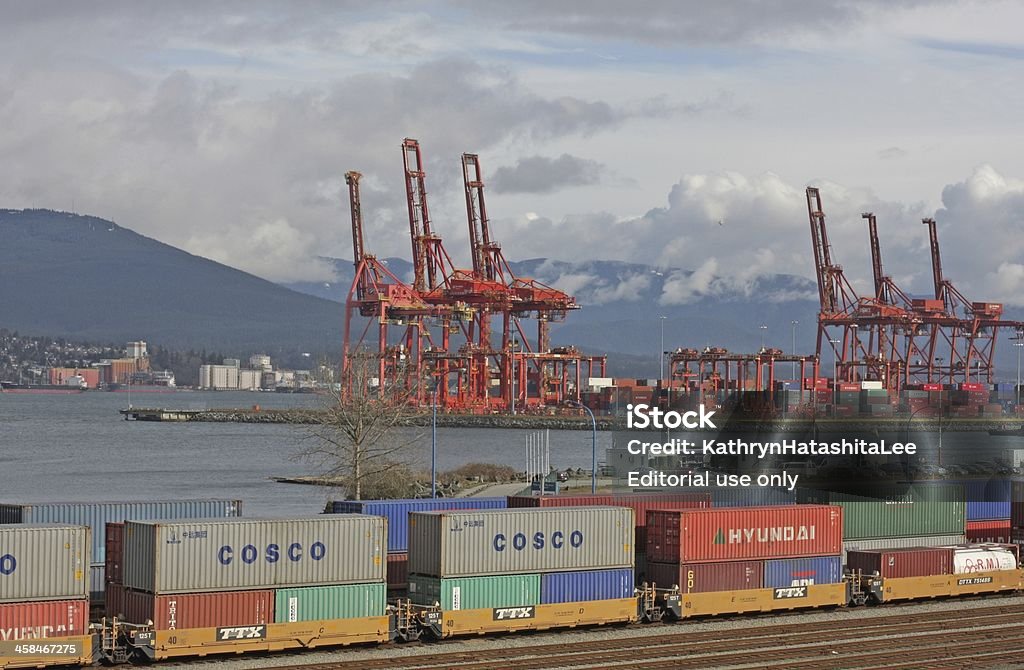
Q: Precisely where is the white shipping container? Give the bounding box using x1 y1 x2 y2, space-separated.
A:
860 381 884 390
408 507 634 578
123 517 386 594
0 525 90 603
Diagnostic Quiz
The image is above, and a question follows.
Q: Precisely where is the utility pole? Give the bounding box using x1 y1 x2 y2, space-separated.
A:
659 316 666 383
791 320 799 380
759 323 768 351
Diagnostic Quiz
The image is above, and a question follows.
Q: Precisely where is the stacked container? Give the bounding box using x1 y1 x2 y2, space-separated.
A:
0 499 242 604
109 516 386 629
407 507 634 610
797 485 965 561
0 525 91 640
325 497 507 593
644 505 844 593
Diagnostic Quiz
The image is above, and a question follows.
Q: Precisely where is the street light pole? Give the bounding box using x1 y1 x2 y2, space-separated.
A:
510 340 518 416
829 339 841 418
659 316 666 383
759 323 768 351
567 400 597 493
1014 337 1023 412
791 320 799 380
431 380 438 498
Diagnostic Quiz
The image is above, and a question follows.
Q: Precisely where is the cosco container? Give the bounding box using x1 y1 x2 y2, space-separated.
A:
122 516 386 594
0 525 90 602
0 600 89 640
967 519 1011 543
274 583 386 622
763 556 842 588
108 585 273 630
646 560 763 593
540 568 634 604
408 507 633 578
408 573 540 610
841 535 965 562
645 505 842 564
325 498 506 553
846 547 951 578
797 485 964 540
0 499 242 564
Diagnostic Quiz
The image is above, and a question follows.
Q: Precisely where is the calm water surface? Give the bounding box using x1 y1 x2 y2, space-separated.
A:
0 391 611 516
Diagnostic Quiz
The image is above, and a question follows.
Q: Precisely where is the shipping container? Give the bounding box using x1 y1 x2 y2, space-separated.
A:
122 516 386 594
846 547 951 578
408 507 633 578
0 500 242 564
507 492 710 528
110 585 273 630
274 583 386 623
1010 480 1024 528
797 485 964 540
325 498 506 553
953 479 1011 521
762 556 842 588
841 535 966 562
646 560 763 593
967 519 1011 543
90 564 105 602
0 525 90 602
540 568 634 604
0 599 89 640
408 573 540 610
106 522 123 585
387 553 408 591
645 505 842 564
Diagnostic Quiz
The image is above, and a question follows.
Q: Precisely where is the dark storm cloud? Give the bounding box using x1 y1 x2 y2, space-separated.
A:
490 154 605 194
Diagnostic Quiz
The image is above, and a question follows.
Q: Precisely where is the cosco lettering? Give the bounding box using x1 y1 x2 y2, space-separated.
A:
492 530 583 551
218 541 326 565
0 554 15 576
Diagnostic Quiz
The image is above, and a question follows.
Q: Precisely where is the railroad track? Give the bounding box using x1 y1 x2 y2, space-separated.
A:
244 602 1024 670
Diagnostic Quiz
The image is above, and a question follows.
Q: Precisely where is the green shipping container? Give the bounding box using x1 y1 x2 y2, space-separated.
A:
408 573 540 611
274 583 386 623
797 485 964 540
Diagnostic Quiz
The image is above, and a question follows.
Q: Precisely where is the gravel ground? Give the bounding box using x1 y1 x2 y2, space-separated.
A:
157 593 1024 670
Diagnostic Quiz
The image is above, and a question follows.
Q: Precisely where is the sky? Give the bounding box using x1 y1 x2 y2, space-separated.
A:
1 1 1023 305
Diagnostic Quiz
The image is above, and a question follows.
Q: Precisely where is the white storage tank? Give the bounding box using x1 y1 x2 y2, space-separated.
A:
0 525 90 602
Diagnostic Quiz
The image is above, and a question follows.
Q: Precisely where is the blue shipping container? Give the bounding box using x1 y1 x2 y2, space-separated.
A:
958 479 1011 521
763 556 842 588
326 497 507 553
0 500 243 563
540 568 634 604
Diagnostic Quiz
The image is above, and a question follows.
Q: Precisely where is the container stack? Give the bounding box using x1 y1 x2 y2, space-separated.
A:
798 484 966 561
108 517 386 629
644 506 843 592
325 497 507 593
956 479 1012 543
0 525 91 641
407 508 635 610
0 499 243 604
1009 480 1024 547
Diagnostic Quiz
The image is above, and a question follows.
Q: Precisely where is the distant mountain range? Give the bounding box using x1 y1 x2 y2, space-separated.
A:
4 209 1020 379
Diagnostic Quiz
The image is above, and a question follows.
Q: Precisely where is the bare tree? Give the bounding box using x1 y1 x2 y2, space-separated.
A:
296 354 426 500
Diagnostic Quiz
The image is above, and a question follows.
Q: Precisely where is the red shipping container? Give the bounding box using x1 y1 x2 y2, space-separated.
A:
838 383 860 392
846 547 951 578
645 505 842 564
0 600 89 640
387 553 408 591
507 492 711 529
647 561 763 593
106 522 124 585
922 383 942 391
105 583 126 620
967 520 1012 543
113 587 273 630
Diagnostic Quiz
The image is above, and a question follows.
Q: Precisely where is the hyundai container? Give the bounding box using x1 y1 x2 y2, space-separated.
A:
762 556 842 588
122 516 386 594
408 573 540 610
966 519 1011 543
109 585 273 630
646 560 763 593
0 600 89 640
274 583 386 622
841 535 965 562
0 499 242 564
540 568 634 604
408 507 633 578
846 547 951 578
645 505 842 564
0 525 90 602
797 485 964 539
325 497 506 553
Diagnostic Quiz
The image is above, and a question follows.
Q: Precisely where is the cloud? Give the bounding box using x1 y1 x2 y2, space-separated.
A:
878 146 908 160
490 154 605 194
